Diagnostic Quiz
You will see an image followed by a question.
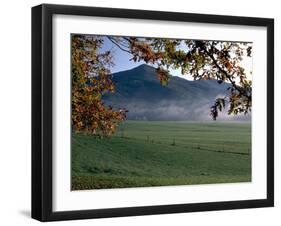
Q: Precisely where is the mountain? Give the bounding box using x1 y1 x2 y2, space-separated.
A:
103 64 250 121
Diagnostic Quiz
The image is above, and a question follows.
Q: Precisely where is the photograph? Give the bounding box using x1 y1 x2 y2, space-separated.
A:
31 3 274 221
71 34 252 190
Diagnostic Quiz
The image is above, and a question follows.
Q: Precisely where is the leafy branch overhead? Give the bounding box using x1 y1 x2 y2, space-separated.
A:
72 35 252 136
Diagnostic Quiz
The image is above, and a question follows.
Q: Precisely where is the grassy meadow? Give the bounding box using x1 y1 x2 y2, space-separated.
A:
71 121 251 190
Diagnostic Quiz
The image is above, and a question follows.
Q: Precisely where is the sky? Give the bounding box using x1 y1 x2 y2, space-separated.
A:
99 35 252 82
100 36 143 73
100 36 190 79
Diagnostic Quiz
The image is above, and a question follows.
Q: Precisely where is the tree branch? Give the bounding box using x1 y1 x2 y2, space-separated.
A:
198 42 248 97
106 37 131 54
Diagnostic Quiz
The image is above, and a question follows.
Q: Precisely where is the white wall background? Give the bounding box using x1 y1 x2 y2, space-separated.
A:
0 0 278 225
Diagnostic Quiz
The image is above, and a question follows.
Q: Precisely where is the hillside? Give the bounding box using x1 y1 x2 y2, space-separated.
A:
103 64 250 121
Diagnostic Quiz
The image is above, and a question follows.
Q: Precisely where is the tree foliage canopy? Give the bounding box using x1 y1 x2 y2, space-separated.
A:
72 35 127 136
72 35 252 136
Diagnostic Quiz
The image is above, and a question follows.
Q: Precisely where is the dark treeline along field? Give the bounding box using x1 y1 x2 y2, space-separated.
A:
72 121 251 190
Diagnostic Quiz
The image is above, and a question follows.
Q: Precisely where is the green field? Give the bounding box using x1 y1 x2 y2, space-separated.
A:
72 121 251 190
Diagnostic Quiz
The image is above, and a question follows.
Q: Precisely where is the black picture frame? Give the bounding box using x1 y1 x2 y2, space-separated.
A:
32 3 274 222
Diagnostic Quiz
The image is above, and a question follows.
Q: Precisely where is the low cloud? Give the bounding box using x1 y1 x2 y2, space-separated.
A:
106 99 251 121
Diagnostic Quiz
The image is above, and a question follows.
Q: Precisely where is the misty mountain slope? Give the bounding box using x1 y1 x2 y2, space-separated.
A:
103 64 250 121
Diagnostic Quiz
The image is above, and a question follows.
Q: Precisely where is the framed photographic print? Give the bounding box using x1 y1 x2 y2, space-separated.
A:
32 4 274 221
